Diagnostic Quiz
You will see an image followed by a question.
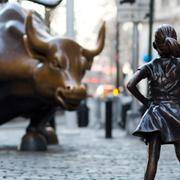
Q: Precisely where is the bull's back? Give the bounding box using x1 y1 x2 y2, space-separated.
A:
0 3 26 59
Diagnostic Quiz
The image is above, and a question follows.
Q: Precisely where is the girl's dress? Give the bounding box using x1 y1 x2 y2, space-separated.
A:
133 57 180 144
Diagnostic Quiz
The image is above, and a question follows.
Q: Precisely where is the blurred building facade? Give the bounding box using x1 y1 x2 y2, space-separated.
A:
155 0 180 40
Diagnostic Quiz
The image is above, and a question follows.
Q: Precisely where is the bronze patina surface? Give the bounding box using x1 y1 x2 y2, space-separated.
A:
0 2 105 150
127 24 180 180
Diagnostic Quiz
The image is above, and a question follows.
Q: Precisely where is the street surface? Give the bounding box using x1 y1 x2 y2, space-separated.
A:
0 112 178 180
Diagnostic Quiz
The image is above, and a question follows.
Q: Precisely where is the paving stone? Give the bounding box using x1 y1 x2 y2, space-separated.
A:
0 117 178 179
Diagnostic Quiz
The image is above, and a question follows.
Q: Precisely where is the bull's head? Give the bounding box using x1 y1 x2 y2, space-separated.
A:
23 12 105 110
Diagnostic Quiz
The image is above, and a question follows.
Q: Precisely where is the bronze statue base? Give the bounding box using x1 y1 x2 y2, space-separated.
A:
19 131 47 151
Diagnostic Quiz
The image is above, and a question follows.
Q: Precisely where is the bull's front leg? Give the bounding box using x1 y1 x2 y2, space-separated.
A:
40 114 59 145
19 108 58 151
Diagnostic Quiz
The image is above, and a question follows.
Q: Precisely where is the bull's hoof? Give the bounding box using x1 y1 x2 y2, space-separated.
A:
19 132 47 151
41 127 59 145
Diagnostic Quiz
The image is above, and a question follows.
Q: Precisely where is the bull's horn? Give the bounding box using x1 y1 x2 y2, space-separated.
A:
26 0 63 8
25 12 48 53
82 22 105 58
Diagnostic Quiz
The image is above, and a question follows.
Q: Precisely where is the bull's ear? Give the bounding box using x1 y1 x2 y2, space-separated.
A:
82 56 94 70
24 12 49 62
85 61 93 70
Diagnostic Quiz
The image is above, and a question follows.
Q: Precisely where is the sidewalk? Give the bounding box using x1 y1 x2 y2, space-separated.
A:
0 112 178 180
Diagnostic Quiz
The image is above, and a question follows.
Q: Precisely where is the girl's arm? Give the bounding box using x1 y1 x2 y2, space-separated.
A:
127 68 150 108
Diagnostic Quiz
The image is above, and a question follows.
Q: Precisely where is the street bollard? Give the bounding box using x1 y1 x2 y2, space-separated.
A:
105 97 113 138
119 96 132 129
77 100 89 127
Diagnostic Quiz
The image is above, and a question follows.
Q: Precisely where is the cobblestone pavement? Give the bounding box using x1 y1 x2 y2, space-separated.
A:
0 114 179 180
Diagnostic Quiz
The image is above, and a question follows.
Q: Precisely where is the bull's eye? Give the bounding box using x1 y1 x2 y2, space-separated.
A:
53 56 67 69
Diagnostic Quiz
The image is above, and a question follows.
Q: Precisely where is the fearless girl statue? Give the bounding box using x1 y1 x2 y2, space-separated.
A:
127 24 180 180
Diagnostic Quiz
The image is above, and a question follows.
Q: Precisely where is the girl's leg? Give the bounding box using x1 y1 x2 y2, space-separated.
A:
174 141 180 162
144 133 161 180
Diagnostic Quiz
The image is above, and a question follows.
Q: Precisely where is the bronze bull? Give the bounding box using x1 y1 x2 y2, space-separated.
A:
0 3 105 150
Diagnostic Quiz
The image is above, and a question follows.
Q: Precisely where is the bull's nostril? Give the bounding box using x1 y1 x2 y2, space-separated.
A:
66 86 72 90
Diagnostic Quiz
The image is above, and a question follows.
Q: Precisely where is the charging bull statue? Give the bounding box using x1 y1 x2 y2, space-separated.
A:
0 3 105 151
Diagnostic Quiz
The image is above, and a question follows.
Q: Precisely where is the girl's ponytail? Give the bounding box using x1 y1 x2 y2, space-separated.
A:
154 24 180 57
165 37 180 57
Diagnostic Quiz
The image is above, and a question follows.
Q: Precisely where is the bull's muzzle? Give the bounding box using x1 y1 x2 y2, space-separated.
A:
55 85 87 110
